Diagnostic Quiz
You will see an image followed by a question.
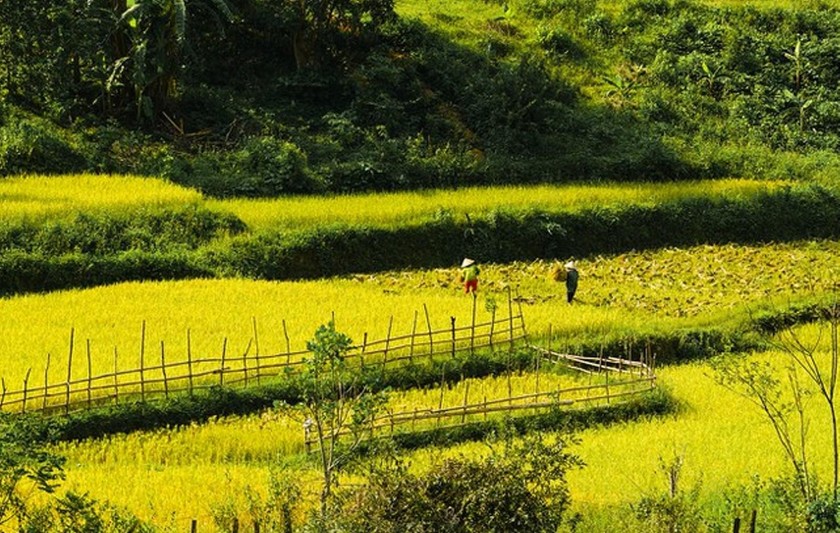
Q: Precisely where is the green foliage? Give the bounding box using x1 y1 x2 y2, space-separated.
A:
220 184 840 281
20 491 156 533
0 117 86 176
0 413 65 527
223 136 324 197
633 454 704 533
334 432 582 532
0 205 241 295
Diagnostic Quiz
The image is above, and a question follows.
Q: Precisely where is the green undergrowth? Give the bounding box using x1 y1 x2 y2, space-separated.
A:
215 183 840 279
4 183 840 296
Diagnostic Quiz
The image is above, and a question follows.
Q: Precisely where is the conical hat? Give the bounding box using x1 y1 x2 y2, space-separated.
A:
564 261 576 270
461 258 475 268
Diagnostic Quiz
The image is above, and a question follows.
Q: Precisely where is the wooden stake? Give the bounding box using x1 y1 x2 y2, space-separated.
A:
507 286 514 350
140 321 146 403
0 377 5 410
361 332 368 369
424 303 433 361
383 316 393 367
461 381 470 423
283 319 291 364
220 337 228 387
113 347 119 405
489 307 496 352
437 364 445 427
161 341 169 399
470 292 477 356
86 339 92 408
21 368 31 414
252 316 260 384
450 316 456 359
409 310 417 364
187 329 194 397
242 338 252 387
42 353 51 411
66 328 74 414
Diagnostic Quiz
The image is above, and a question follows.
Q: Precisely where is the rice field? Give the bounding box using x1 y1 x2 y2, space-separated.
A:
51 341 838 529
4 174 840 530
1 239 837 399
1 175 777 231
0 174 202 222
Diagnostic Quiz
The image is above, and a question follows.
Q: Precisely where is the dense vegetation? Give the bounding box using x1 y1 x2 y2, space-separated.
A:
3 0 840 195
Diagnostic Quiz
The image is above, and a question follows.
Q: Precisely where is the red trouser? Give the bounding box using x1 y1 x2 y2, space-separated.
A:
464 279 478 293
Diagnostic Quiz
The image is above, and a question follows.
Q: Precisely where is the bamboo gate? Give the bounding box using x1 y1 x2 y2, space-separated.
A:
1 289 534 416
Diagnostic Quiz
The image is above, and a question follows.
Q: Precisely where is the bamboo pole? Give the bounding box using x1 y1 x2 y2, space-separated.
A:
21 368 31 413
161 341 169 399
66 328 74 414
252 316 261 385
140 321 146 403
42 353 51 410
1 377 5 410
86 339 92 409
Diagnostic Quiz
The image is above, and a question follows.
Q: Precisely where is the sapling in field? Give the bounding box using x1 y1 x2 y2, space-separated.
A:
714 297 840 528
275 320 385 522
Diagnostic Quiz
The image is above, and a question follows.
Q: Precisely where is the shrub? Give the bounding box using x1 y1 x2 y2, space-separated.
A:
226 136 323 197
0 118 86 176
334 432 582 532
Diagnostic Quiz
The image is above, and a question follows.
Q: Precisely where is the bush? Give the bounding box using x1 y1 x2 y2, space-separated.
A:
0 118 86 176
225 136 324 197
334 433 582 532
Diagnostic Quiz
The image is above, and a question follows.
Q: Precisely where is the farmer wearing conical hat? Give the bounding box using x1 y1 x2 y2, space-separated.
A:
564 261 579 303
460 258 480 294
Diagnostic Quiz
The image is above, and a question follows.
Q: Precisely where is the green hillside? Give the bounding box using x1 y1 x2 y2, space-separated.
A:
2 0 840 195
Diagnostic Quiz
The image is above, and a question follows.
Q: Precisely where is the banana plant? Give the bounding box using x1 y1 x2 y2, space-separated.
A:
109 0 233 121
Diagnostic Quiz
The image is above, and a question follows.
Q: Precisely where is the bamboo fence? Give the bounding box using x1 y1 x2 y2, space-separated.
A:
305 341 657 451
0 289 527 416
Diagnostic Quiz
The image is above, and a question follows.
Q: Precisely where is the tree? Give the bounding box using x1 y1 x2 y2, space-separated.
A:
284 0 396 70
714 299 840 526
277 320 384 521
110 0 235 120
0 415 65 527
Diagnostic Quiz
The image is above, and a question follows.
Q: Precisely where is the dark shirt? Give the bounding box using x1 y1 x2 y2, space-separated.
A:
565 269 579 292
